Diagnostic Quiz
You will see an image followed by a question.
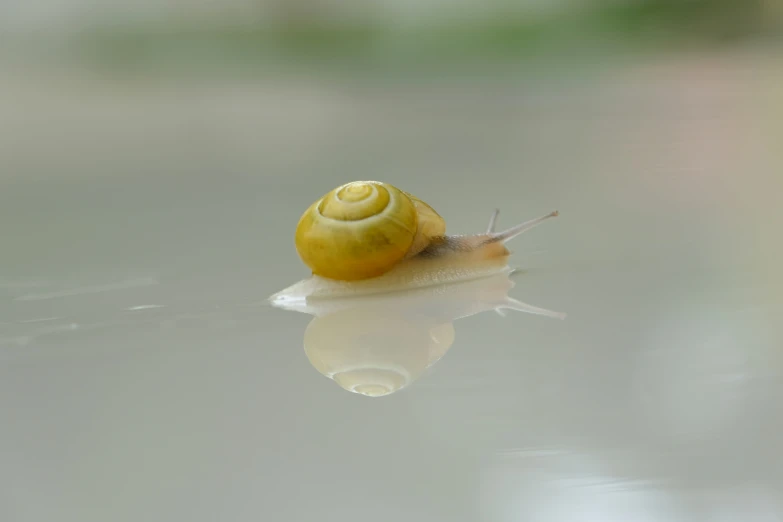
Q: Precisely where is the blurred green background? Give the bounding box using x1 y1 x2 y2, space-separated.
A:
1 0 781 76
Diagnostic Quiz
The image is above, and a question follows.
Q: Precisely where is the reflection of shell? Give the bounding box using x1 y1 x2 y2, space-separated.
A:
304 309 454 397
274 271 565 397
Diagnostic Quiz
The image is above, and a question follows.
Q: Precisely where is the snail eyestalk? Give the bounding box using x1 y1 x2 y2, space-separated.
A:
486 209 500 234
491 210 559 243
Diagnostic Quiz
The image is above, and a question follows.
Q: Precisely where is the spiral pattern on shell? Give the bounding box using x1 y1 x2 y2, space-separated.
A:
295 181 423 281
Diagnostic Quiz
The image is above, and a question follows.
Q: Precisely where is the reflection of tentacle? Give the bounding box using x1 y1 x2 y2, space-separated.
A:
501 297 567 320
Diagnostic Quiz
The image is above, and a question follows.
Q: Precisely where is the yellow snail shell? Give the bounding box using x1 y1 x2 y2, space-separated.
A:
273 180 559 301
294 180 446 281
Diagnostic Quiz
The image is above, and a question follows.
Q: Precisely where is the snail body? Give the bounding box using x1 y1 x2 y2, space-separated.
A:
272 180 558 301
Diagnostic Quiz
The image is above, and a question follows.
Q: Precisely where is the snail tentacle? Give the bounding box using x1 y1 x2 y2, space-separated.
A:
486 208 500 234
489 210 559 244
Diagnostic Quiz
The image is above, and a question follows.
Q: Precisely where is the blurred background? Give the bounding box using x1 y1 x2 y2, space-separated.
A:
1 0 782 71
1 1 783 522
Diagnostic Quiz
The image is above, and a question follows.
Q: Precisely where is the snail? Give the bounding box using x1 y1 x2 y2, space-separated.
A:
270 180 558 301
271 270 566 397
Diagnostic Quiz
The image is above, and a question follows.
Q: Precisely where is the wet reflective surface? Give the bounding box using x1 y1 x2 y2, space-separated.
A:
2 45 783 521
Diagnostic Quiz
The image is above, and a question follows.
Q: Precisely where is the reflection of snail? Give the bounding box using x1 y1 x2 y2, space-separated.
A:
271 271 565 397
271 180 558 301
